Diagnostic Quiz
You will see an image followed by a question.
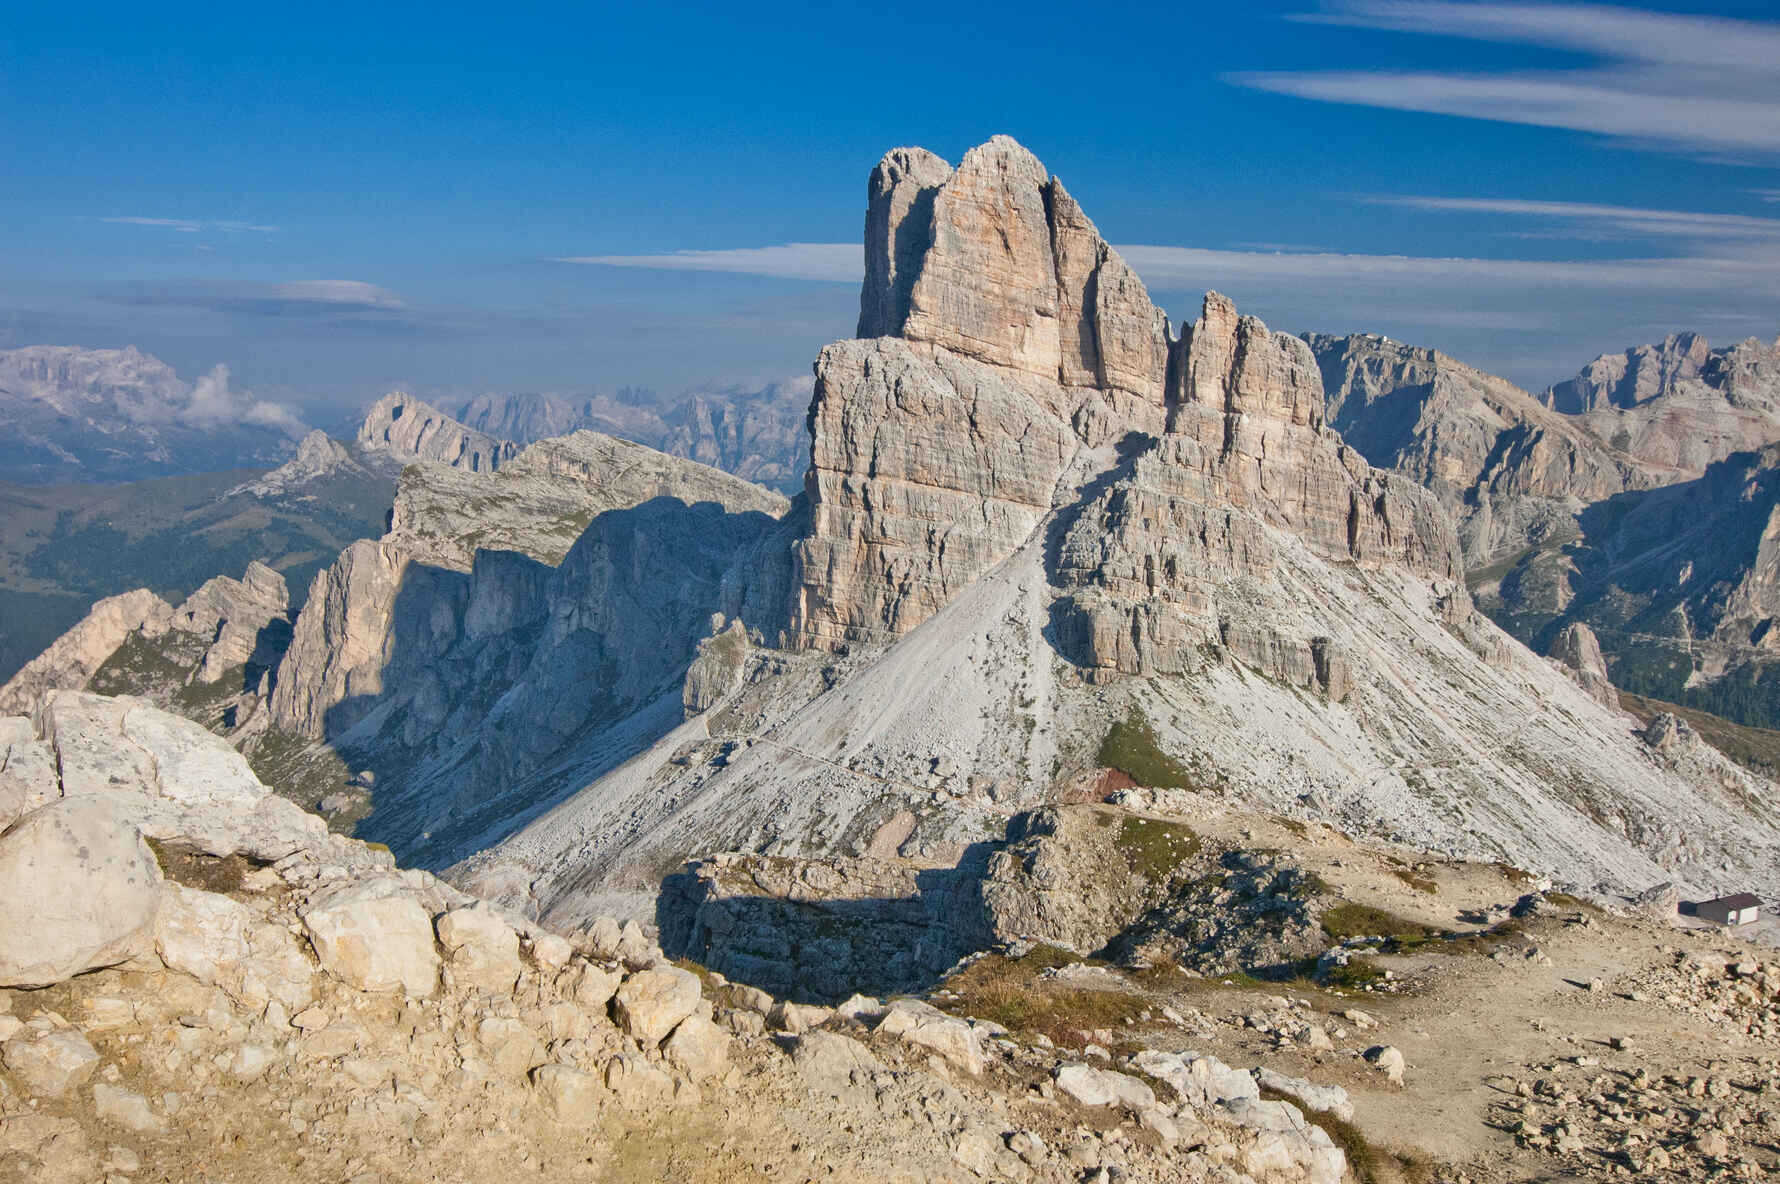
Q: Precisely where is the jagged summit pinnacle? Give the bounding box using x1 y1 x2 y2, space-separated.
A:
856 136 1172 402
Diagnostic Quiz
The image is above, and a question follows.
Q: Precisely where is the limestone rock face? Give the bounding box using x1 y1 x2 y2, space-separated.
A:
0 589 173 715
172 560 290 684
0 796 162 987
682 618 750 717
857 146 952 340
787 337 1080 649
1549 622 1618 709
1053 298 1461 681
1546 331 1780 477
1 691 329 860
436 903 523 994
870 135 1170 402
356 392 517 473
1304 331 1648 567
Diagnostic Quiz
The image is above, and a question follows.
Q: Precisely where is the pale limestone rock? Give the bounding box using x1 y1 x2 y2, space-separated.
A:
569 962 622 1012
876 999 983 1076
613 966 701 1046
682 618 750 718
476 1015 542 1077
0 589 172 715
0 717 57 829
2 1028 100 1097
857 146 952 339
1365 1044 1406 1085
663 1013 729 1081
0 797 161 988
1549 622 1620 709
435 904 522 994
170 561 290 684
1054 1063 1156 1110
768 1000 833 1035
92 1083 165 1133
532 1063 603 1124
356 391 517 473
300 877 439 997
526 932 573 970
788 338 1077 649
603 1054 675 1109
902 137 1061 379
1253 1067 1353 1121
31 691 325 862
790 1030 883 1091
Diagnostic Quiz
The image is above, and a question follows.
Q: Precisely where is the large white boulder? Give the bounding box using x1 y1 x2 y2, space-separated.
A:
612 966 701 1046
301 876 439 997
435 904 522 994
876 999 984 1076
0 796 161 988
156 883 315 1011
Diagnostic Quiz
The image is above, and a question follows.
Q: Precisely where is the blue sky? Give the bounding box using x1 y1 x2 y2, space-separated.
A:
3 1 1779 424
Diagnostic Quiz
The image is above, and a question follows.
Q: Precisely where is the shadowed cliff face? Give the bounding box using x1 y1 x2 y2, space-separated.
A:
281 497 787 868
1305 329 1780 728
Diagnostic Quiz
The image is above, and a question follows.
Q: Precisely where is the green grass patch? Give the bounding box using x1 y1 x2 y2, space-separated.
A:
1095 710 1195 790
1112 815 1202 882
1320 903 1436 943
939 948 1143 1049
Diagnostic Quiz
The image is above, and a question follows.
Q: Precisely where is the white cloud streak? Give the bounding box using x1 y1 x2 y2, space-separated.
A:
555 239 1780 297
1363 195 1780 242
267 280 405 309
100 216 279 233
1236 2 1780 156
554 243 860 283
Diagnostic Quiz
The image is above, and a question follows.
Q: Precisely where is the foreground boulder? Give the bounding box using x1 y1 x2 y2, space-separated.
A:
300 876 440 997
0 796 161 988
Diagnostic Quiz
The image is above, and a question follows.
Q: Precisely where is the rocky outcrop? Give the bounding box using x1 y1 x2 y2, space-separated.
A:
172 560 290 683
0 796 162 987
1053 298 1460 681
1548 622 1618 709
793 136 1184 651
787 338 1079 649
1305 332 1650 565
225 429 398 499
356 392 518 473
1543 331 1780 478
456 383 813 495
0 589 173 715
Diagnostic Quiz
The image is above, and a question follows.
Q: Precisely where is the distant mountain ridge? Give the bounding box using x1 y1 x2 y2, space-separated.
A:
1306 325 1780 729
0 345 302 484
454 383 812 494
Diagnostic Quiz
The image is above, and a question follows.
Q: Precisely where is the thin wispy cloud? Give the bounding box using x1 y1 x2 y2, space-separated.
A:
1364 196 1780 243
1233 2 1780 157
99 216 279 233
556 239 1780 296
555 243 860 283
